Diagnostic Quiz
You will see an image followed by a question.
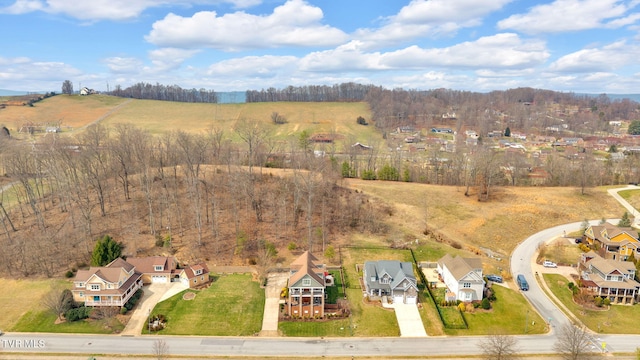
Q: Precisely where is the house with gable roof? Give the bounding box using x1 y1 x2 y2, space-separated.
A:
579 251 640 304
126 256 177 284
584 222 640 261
287 251 326 318
437 254 484 302
72 258 143 307
363 260 418 304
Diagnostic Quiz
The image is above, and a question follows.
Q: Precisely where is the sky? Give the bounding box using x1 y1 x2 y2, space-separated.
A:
2 0 640 94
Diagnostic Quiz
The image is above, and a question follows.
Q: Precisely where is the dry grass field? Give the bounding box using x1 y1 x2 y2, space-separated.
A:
0 279 68 330
343 179 624 265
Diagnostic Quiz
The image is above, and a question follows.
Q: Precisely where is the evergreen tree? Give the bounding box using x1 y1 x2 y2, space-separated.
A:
504 127 511 137
91 235 122 266
619 212 632 227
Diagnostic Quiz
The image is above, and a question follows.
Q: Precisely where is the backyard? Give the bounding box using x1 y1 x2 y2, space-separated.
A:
543 274 640 334
151 273 265 336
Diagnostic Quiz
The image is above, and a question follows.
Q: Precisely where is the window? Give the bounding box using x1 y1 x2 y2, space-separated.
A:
90 284 100 291
79 292 84 298
195 269 202 275
154 265 163 271
302 279 311 286
463 282 471 288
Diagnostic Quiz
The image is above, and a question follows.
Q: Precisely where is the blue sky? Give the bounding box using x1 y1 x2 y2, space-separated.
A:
2 0 640 93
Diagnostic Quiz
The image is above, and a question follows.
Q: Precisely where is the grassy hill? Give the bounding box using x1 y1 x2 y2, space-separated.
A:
0 94 380 144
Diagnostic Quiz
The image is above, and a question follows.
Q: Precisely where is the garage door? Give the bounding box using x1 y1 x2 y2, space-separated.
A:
405 296 417 304
152 275 167 283
394 295 405 304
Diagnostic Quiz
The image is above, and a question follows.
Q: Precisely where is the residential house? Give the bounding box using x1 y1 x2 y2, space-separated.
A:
287 251 326 318
126 256 177 284
363 260 418 304
437 254 484 302
584 222 640 261
179 263 210 288
72 258 143 307
579 251 639 304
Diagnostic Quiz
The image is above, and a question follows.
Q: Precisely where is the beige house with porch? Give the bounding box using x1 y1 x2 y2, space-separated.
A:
72 258 143 307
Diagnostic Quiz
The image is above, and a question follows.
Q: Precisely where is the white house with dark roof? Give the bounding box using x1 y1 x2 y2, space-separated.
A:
287 251 326 318
363 260 418 304
437 254 484 302
72 258 143 307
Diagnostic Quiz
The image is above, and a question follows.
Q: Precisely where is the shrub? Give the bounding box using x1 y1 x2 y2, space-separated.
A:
65 306 92 322
603 298 611 306
568 282 575 290
457 302 466 312
481 298 491 310
287 242 297 252
594 296 603 307
65 270 75 278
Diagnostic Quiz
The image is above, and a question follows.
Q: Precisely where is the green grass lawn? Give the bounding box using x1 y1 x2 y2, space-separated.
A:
151 273 265 336
543 274 640 334
279 318 352 337
346 288 400 336
12 311 121 334
445 285 546 335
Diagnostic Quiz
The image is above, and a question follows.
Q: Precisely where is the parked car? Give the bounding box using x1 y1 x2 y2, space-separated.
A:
574 238 582 244
543 260 557 268
486 274 503 283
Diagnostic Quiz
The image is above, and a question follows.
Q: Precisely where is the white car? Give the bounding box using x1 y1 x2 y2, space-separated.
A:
543 260 557 268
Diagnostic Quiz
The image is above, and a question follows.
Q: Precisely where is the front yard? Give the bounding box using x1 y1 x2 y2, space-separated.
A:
544 273 640 334
151 273 265 336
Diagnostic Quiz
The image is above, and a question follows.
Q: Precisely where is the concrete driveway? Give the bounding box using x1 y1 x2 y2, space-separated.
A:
260 272 288 336
393 303 427 337
120 282 187 336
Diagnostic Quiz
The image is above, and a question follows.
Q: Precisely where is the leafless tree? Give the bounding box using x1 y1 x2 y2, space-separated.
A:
151 339 170 360
477 331 520 360
553 324 593 360
42 287 73 321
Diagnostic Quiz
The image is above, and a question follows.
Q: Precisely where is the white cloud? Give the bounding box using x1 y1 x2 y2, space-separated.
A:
103 57 145 74
354 0 512 48
145 0 347 50
548 41 640 72
498 0 639 34
0 57 84 91
0 0 262 21
148 48 200 72
300 34 548 72
206 55 298 78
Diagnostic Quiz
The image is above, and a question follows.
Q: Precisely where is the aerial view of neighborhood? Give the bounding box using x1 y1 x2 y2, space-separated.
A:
4 0 640 359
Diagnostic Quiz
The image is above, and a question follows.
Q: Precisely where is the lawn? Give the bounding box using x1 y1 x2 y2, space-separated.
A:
2 279 69 331
11 310 122 334
279 318 352 337
543 274 640 334
445 286 546 335
151 273 265 336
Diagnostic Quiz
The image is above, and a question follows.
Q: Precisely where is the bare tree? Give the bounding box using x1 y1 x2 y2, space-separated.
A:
62 80 73 95
151 339 170 360
553 324 593 360
42 288 73 321
477 331 520 360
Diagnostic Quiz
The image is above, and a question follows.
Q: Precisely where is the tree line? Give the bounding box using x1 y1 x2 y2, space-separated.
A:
107 82 218 103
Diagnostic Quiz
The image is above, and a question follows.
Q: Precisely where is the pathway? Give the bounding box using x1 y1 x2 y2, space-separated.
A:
259 272 288 336
607 185 640 226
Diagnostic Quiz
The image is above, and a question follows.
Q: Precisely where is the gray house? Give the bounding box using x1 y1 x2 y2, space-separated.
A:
363 260 418 304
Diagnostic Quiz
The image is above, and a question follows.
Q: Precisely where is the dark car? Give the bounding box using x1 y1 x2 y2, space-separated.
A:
575 238 582 244
486 274 503 283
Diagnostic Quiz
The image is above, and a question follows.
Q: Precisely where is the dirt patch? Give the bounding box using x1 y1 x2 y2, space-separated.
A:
183 292 196 301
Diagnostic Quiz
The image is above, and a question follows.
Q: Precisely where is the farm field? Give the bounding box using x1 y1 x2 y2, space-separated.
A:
0 94 380 145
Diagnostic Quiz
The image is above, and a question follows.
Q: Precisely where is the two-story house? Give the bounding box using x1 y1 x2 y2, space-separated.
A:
287 251 326 318
580 251 640 304
72 258 143 307
584 222 640 261
437 254 484 302
363 260 418 304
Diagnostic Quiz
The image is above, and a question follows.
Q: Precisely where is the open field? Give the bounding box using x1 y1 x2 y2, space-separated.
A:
0 94 379 145
343 180 624 270
543 274 640 334
151 274 264 336
537 237 582 266
1 279 69 331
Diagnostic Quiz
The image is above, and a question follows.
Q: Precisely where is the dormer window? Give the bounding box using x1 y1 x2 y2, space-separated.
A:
154 265 163 271
195 269 202 276
90 284 100 291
